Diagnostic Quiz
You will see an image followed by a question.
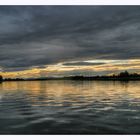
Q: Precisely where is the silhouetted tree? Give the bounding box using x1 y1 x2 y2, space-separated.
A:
130 73 139 77
119 71 129 77
0 75 3 81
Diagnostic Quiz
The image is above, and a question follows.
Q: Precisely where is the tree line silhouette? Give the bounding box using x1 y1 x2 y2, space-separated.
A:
0 75 3 82
1 71 140 82
68 71 140 81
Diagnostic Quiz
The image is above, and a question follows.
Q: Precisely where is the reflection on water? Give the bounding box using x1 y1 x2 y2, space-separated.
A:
0 80 140 134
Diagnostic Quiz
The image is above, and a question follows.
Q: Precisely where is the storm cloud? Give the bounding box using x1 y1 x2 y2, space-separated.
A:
1 6 140 71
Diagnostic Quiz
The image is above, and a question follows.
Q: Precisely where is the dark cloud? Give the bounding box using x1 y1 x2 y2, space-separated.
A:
0 6 140 71
63 62 105 66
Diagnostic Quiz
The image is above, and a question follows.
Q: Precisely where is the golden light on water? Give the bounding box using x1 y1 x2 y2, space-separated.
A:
1 80 140 104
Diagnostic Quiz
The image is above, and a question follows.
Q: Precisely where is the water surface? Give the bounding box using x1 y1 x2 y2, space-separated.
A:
0 80 140 134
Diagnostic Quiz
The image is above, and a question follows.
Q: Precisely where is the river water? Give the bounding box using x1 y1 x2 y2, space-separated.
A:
0 80 140 134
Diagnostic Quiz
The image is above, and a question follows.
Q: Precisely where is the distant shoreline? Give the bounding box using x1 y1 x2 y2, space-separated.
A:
2 71 140 82
2 77 140 82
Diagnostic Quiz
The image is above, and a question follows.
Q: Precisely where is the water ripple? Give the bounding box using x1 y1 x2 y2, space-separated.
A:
0 80 140 134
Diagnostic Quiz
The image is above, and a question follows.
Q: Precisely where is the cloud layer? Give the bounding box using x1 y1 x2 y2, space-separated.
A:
0 6 140 74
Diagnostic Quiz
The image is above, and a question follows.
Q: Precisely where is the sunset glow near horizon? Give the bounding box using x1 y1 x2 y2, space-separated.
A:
1 6 140 78
1 59 140 78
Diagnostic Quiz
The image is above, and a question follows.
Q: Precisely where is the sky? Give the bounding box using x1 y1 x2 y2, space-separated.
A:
1 6 140 78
